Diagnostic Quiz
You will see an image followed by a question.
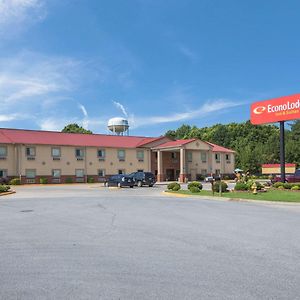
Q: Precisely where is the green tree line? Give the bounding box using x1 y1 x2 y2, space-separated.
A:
165 120 300 174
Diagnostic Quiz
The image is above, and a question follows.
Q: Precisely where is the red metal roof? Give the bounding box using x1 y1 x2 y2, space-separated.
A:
262 164 296 168
0 128 163 148
154 139 197 149
205 142 235 153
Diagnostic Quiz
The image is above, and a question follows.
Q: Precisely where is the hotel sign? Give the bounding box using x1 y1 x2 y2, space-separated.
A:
251 93 300 125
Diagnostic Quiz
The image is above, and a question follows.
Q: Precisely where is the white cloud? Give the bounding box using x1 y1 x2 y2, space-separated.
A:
0 0 46 36
0 114 19 122
113 100 128 117
78 103 89 129
130 99 244 128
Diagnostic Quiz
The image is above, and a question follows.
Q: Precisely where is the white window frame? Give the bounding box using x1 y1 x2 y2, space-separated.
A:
75 148 84 158
51 147 61 157
75 169 84 178
97 149 106 159
137 150 144 161
26 147 36 157
98 169 106 177
215 153 220 163
118 169 125 175
0 169 7 177
201 152 207 163
0 146 7 157
52 169 61 178
187 151 192 162
25 169 36 179
118 149 125 160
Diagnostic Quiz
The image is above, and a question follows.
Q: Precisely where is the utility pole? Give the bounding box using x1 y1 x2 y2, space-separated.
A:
279 121 286 183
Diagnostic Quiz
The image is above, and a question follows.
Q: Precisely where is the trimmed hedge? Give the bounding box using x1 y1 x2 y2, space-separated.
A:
167 182 181 191
234 182 248 191
9 178 21 185
291 186 299 191
190 186 201 193
188 181 203 191
0 185 10 193
87 177 95 183
65 177 73 184
39 177 48 184
213 181 228 193
273 182 284 188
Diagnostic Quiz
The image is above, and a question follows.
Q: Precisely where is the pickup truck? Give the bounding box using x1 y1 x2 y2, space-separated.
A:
272 169 300 183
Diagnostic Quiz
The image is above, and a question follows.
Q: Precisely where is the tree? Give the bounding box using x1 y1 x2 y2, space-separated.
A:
62 123 93 134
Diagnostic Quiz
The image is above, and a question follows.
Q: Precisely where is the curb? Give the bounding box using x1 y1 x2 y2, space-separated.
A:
163 191 300 206
0 190 16 197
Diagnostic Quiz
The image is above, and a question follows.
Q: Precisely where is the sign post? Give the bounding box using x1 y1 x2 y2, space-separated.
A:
279 121 285 183
251 93 300 183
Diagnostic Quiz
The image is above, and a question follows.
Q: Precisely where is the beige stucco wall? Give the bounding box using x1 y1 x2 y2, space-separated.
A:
5 144 151 177
0 144 16 176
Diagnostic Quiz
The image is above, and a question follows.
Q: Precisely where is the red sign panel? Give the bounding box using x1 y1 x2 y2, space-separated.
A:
251 93 300 125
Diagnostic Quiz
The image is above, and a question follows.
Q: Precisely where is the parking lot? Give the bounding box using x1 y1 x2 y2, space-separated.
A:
1 184 300 299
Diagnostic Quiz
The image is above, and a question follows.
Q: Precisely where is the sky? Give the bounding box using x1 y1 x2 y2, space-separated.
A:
0 0 300 136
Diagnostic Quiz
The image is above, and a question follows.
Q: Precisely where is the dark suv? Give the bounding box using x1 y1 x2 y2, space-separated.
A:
105 175 134 188
273 169 300 183
129 172 156 187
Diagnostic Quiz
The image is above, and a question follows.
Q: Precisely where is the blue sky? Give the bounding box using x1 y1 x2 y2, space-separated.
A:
0 0 299 136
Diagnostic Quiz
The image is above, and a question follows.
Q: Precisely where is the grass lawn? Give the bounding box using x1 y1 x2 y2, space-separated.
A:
166 189 300 202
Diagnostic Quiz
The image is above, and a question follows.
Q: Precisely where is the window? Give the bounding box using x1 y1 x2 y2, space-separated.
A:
201 152 207 162
215 169 220 175
26 169 36 179
0 169 7 177
118 150 125 161
52 169 61 178
51 148 61 157
75 148 84 158
226 154 231 163
171 152 177 159
201 169 207 175
215 153 220 163
137 169 144 172
97 149 106 159
0 146 7 157
137 150 144 161
187 152 192 162
98 169 106 177
118 169 125 175
26 147 35 157
75 169 84 178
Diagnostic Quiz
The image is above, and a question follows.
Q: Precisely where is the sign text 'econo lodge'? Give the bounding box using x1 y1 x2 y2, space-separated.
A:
251 94 300 125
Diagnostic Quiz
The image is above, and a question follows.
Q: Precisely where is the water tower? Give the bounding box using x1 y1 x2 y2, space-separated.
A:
107 117 129 135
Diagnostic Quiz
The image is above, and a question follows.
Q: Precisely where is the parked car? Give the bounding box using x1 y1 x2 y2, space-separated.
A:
272 169 300 183
105 175 134 188
129 171 156 187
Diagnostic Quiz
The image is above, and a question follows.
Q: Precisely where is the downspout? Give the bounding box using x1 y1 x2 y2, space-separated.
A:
84 146 87 183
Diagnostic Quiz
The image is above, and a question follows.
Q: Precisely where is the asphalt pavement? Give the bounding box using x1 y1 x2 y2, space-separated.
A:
0 184 299 300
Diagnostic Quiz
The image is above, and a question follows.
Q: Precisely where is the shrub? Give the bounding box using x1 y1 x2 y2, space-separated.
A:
190 186 201 193
9 178 21 185
283 183 292 189
196 174 205 181
39 177 48 184
246 180 263 191
234 182 248 191
167 182 176 190
277 185 285 189
0 185 10 193
213 181 228 193
172 183 181 191
188 181 203 191
273 182 284 188
87 177 95 183
65 177 73 184
291 186 299 191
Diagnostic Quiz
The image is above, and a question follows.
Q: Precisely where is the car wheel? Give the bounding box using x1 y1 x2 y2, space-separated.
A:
149 184 153 187
130 185 134 188
137 181 142 187
117 182 121 188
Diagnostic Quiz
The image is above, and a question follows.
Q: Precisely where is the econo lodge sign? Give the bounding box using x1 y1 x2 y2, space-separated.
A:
251 93 300 125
